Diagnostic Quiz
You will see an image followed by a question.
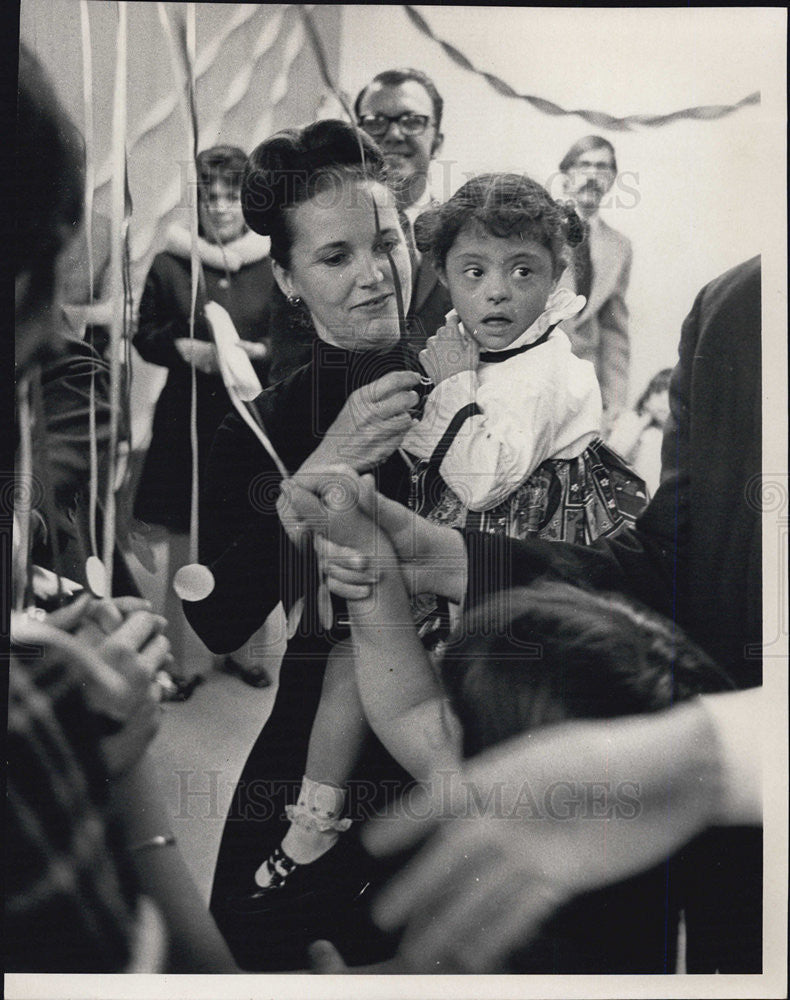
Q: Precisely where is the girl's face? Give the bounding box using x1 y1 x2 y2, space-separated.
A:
273 178 412 353
440 222 556 351
198 178 246 245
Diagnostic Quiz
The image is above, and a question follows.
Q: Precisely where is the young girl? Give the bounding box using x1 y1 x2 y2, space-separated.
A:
252 173 647 895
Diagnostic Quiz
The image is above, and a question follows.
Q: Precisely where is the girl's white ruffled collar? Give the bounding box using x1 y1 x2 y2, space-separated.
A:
455 286 586 351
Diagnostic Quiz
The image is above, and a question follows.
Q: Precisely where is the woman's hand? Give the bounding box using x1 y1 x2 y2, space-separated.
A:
301 370 420 473
279 466 393 567
174 338 219 374
419 310 479 384
278 470 468 600
19 595 172 777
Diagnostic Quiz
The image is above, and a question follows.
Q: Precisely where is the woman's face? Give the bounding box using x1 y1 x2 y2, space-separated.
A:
198 177 246 245
274 178 412 352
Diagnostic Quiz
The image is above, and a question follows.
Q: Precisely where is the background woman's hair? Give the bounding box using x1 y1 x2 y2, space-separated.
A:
413 173 585 278
441 582 734 759
241 119 387 268
16 45 85 312
635 367 673 416
195 145 248 197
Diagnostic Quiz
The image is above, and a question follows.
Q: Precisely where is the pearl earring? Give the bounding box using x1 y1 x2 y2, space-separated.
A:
287 294 302 306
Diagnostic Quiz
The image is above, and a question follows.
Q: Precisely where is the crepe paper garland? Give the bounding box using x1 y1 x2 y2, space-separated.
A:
402 5 759 133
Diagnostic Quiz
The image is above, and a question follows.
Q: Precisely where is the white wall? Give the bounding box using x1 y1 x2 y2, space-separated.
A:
338 5 786 404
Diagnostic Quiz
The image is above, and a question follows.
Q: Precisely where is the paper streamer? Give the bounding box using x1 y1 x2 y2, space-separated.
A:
204 302 288 480
101 0 129 601
402 5 760 132
204 302 265 403
14 380 33 612
79 1 101 562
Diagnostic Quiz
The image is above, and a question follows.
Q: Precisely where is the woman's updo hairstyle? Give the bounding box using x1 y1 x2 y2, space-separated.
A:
241 119 387 268
414 173 586 279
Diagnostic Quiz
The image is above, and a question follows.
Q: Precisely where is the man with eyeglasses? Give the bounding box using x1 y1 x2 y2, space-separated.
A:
558 136 633 429
354 68 452 351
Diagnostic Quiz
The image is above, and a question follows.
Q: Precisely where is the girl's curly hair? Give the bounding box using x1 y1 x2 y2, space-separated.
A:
414 173 585 278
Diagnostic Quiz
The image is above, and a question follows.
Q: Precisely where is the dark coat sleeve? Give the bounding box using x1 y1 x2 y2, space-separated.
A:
180 409 292 653
133 255 196 370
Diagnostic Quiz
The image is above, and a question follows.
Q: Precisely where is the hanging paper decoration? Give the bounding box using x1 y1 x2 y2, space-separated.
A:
402 5 760 132
14 380 34 612
95 0 130 600
204 302 288 476
79 0 102 572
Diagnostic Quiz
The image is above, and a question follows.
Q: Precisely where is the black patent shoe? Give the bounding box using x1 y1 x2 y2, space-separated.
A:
224 843 369 918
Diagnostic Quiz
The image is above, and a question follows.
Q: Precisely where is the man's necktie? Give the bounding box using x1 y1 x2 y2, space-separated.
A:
399 212 419 293
574 236 593 304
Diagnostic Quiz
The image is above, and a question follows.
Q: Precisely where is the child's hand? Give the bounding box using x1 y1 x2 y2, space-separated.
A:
280 466 391 557
419 311 480 384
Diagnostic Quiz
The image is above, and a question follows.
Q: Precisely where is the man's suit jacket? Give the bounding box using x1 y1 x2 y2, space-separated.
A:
406 254 452 352
559 215 632 420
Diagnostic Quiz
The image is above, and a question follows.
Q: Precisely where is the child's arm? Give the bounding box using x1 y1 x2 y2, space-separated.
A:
403 326 601 512
346 535 462 782
288 469 462 781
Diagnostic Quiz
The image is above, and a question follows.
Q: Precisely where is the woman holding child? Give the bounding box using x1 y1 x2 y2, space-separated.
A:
185 118 645 969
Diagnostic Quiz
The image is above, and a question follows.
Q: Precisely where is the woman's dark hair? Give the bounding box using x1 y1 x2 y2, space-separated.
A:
241 119 387 268
441 582 734 759
196 145 248 198
414 173 585 278
15 45 84 312
635 368 673 416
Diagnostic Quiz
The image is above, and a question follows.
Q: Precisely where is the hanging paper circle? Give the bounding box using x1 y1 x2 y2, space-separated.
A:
173 563 215 602
85 556 108 598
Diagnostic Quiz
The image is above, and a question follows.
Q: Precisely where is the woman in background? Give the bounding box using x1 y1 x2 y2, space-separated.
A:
133 145 275 690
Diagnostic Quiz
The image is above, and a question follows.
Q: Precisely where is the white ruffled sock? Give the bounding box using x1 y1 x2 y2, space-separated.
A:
254 776 351 888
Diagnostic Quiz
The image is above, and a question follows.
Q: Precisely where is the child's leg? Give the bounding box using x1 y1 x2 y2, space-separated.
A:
254 639 368 888
303 638 368 787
